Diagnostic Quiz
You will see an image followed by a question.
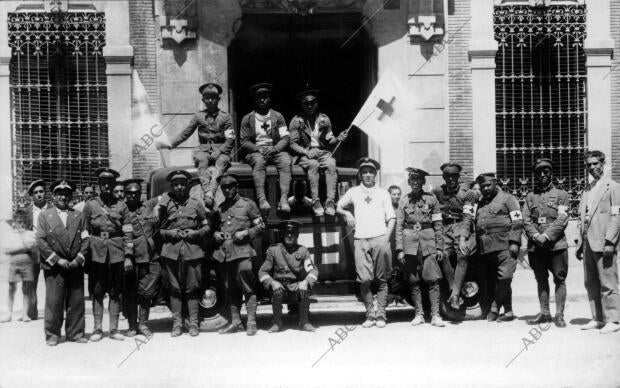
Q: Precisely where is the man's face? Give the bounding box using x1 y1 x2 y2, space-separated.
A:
53 189 71 210
202 94 220 112
126 190 140 205
83 186 95 200
172 179 189 199
113 185 125 200
535 167 552 188
480 179 497 200
221 182 238 199
409 176 424 193
13 217 26 231
586 156 604 180
32 185 45 204
360 167 376 187
283 229 298 247
301 97 318 116
389 189 401 206
99 178 114 195
254 91 271 111
443 173 460 189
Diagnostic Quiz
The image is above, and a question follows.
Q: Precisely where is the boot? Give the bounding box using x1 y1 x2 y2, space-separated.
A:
410 284 423 319
324 200 336 216
219 304 244 334
428 281 441 318
527 313 553 325
187 296 200 337
93 297 104 334
271 295 283 330
554 314 567 328
298 297 313 329
170 294 183 336
254 172 271 212
312 200 324 217
245 295 258 336
360 282 375 320
109 298 123 339
278 194 291 213
138 302 153 338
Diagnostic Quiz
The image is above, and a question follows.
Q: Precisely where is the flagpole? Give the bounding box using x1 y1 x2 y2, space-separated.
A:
329 109 375 157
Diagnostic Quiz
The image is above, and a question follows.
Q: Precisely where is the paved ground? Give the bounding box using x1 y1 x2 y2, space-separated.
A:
1 251 619 388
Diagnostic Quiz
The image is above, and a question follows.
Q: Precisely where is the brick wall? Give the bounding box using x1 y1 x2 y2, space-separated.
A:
611 0 620 181
447 0 473 181
129 0 162 181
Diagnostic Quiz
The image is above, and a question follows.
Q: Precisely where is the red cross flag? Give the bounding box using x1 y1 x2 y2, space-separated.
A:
351 69 415 186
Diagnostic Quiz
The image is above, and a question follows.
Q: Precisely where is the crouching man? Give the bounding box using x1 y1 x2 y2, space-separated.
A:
259 220 318 332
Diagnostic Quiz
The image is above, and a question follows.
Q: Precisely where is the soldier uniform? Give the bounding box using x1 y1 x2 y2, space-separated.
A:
158 170 210 337
522 159 570 327
82 168 134 340
166 83 235 208
461 173 523 321
396 168 445 326
259 220 319 332
213 173 265 335
289 88 344 216
123 179 162 338
240 83 292 213
36 180 89 345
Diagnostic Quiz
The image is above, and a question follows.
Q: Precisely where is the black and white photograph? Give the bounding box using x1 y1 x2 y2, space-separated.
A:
0 0 619 387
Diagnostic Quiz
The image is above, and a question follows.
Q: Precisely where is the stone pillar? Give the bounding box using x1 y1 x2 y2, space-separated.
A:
584 0 613 161
469 0 497 177
102 1 134 179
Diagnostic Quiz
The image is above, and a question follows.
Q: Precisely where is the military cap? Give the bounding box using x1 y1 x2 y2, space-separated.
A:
532 158 553 172
440 162 463 174
249 82 273 96
123 178 143 192
406 167 429 178
188 177 201 189
27 179 46 196
296 87 319 102
95 167 120 180
476 172 496 184
355 157 381 172
199 82 222 96
166 170 192 182
217 173 241 185
277 219 303 232
50 179 76 193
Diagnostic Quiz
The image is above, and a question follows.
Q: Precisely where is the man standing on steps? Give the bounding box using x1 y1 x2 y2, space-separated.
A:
576 150 620 334
240 83 292 213
522 158 570 328
288 88 347 216
157 83 235 209
337 158 395 328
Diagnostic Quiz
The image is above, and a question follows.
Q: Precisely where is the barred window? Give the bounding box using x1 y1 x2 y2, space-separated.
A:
494 5 587 215
9 12 108 209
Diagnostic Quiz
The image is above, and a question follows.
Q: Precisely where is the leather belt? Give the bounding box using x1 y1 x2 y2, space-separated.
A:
534 217 555 224
403 222 433 231
443 217 462 225
476 226 510 235
94 231 121 239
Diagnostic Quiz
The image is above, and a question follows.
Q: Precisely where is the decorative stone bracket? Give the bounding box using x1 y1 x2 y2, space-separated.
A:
158 0 198 45
161 18 197 44
407 0 445 42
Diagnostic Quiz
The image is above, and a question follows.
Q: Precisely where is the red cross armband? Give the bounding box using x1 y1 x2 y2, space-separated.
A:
509 210 523 222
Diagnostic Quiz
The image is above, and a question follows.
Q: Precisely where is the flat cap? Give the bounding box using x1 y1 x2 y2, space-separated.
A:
199 82 222 96
123 178 143 192
166 170 192 182
95 167 120 180
277 219 303 231
27 179 46 196
440 162 463 174
406 167 429 178
355 157 380 172
217 173 241 185
50 179 76 193
249 82 273 96
476 172 497 183
532 158 553 172
188 177 201 189
296 87 319 102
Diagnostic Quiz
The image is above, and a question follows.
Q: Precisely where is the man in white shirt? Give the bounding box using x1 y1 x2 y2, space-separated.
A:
337 158 395 328
74 184 95 212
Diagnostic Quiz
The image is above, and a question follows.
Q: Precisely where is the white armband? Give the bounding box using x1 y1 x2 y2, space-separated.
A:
278 126 289 137
307 273 318 281
76 253 86 266
462 204 475 217
509 210 523 221
46 253 58 266
259 274 272 283
201 220 209 226
612 206 620 216
80 230 90 239
431 213 443 222
557 205 568 215
122 224 133 233
304 258 316 272
224 128 235 140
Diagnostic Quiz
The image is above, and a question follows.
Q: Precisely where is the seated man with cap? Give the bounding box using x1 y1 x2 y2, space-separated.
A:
158 170 210 337
288 87 348 216
36 179 90 345
337 158 395 328
395 167 445 327
259 220 318 332
157 82 235 209
522 158 570 328
460 173 523 322
122 179 162 338
432 162 479 310
212 173 265 336
240 82 292 213
82 168 135 341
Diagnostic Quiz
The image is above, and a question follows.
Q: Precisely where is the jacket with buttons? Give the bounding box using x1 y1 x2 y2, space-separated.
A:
127 198 161 263
288 113 335 155
522 185 569 252
258 243 318 288
158 195 210 261
212 194 265 262
395 192 444 256
169 109 235 157
36 207 89 270
82 196 134 264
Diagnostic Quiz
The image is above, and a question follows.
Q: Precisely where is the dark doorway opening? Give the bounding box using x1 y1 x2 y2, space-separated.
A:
228 12 377 168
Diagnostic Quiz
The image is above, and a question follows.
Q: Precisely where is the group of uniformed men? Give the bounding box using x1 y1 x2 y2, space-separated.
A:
17 81 620 345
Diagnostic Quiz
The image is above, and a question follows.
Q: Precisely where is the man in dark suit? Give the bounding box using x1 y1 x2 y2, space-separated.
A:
240 83 292 213
36 179 90 346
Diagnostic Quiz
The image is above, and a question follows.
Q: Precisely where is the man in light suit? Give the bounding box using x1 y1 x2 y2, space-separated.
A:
577 150 620 334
